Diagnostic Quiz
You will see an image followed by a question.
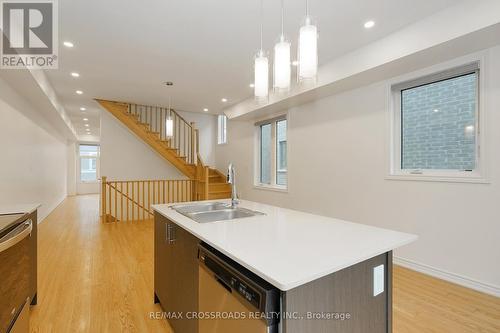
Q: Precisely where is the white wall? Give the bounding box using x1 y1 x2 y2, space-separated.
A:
0 77 68 223
177 110 217 167
67 142 77 196
216 46 500 295
76 181 99 195
100 111 186 181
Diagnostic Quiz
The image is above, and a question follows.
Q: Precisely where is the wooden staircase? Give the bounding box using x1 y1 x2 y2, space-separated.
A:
207 168 232 200
97 99 231 200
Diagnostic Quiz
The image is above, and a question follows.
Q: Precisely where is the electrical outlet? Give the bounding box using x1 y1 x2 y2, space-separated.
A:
373 264 385 296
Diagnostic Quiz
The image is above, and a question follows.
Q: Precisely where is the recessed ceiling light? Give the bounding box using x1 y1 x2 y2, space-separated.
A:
364 20 375 29
63 41 74 48
83 118 88 121
249 83 255 88
292 60 299 66
221 98 228 103
76 90 83 95
433 109 440 113
85 124 89 127
71 72 80 77
203 108 209 112
80 107 86 111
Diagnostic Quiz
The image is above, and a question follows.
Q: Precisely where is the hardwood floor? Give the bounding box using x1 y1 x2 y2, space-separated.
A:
393 266 500 333
30 194 172 333
30 195 500 332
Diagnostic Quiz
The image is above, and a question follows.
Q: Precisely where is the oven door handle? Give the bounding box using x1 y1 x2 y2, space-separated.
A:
0 219 32 253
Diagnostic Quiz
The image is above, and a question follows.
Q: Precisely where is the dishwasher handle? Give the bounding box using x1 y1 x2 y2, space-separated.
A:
0 219 32 253
215 276 232 293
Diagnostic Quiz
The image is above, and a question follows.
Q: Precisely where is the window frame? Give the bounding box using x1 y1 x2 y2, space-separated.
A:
388 60 488 183
78 144 100 183
217 115 227 145
254 115 288 191
275 119 288 186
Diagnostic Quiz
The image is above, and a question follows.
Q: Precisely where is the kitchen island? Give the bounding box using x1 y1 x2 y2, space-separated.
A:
152 199 417 333
0 203 39 305
0 203 39 333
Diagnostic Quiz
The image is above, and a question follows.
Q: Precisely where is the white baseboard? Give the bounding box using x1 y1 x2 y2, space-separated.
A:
37 194 67 224
394 256 500 298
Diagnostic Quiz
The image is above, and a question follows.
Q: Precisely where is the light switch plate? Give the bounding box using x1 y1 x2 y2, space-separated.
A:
373 264 385 296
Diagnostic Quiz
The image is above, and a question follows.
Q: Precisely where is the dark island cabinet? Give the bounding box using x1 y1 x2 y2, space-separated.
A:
154 212 199 333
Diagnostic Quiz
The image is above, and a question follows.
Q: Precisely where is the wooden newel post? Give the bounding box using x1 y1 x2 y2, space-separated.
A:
195 129 200 162
190 122 196 164
101 176 107 222
204 166 209 200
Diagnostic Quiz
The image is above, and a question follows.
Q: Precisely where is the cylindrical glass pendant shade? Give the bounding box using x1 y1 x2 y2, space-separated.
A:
274 36 291 91
166 117 173 137
254 51 269 100
298 16 318 81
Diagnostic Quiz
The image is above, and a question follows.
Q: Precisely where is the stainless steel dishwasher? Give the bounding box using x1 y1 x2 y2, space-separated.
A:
198 243 280 333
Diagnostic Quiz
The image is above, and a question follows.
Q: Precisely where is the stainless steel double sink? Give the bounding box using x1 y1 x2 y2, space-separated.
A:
170 202 265 223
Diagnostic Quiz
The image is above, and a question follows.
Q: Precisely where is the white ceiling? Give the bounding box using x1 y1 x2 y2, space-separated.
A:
47 0 458 138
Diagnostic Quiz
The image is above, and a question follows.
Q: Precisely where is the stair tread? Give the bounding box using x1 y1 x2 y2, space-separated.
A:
208 190 232 194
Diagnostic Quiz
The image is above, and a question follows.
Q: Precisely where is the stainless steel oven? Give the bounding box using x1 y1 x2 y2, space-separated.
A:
0 213 33 333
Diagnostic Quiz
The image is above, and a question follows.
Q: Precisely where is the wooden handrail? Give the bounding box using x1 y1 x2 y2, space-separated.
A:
107 182 151 215
129 103 193 130
96 99 193 128
126 103 198 165
100 178 195 222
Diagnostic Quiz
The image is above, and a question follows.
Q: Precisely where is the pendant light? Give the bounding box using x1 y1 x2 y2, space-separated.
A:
273 0 291 92
298 0 318 82
166 97 173 137
254 0 269 101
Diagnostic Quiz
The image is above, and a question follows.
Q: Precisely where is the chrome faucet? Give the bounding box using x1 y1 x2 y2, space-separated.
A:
227 163 239 208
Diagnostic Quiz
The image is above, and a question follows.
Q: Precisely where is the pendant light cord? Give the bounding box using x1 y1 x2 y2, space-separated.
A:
281 0 284 38
305 0 309 16
260 0 264 52
168 96 171 118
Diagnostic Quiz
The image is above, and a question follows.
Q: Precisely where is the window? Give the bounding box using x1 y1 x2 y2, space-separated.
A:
390 62 483 181
79 145 100 182
256 116 287 189
260 123 272 184
276 119 287 186
218 115 227 144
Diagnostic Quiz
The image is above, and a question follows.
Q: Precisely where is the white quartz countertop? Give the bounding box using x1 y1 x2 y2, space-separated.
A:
152 200 417 291
0 203 40 215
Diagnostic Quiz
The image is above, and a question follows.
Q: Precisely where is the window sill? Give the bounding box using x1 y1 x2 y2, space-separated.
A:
386 173 489 184
79 180 99 184
253 184 288 193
